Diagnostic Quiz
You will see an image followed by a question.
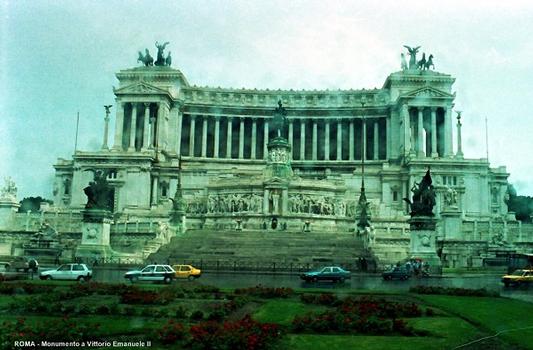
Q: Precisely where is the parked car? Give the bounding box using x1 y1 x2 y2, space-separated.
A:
382 266 411 280
501 269 533 287
172 264 202 281
4 256 38 273
124 264 175 284
300 266 351 283
40 263 92 281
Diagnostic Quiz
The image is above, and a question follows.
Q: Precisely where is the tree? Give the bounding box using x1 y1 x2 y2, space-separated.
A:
18 197 53 213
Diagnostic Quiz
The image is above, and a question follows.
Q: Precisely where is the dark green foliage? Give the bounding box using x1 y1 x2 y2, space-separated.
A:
18 197 52 213
506 185 533 222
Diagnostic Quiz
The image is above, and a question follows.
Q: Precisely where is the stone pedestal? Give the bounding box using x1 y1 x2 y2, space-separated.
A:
409 216 442 274
75 209 114 259
0 199 20 229
441 208 462 240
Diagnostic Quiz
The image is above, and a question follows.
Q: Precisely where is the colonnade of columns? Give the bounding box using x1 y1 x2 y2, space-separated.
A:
179 115 388 161
400 105 452 158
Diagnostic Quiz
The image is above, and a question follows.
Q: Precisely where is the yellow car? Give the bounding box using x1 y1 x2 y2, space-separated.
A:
172 264 202 281
501 269 533 287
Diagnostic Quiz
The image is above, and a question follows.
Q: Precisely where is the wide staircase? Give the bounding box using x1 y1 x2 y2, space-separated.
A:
148 229 373 271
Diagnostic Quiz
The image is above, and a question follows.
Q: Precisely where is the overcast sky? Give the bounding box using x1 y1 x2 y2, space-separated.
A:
2 0 533 199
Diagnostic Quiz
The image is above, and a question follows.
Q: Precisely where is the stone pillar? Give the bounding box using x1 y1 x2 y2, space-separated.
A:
251 118 257 159
456 111 463 158
401 104 411 155
226 117 233 158
362 119 367 160
239 118 245 159
349 120 354 160
128 103 138 151
373 120 379 160
176 111 183 155
385 117 391 160
300 119 306 160
325 120 330 160
431 107 438 157
312 120 318 160
263 189 269 214
112 102 125 150
444 106 452 157
282 188 288 215
189 115 196 157
151 176 158 207
263 120 268 159
142 103 150 151
201 117 208 157
288 120 293 159
408 216 442 274
417 107 424 157
336 119 342 160
214 116 220 158
102 108 110 150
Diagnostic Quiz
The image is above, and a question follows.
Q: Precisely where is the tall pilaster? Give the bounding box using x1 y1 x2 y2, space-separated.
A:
362 119 367 160
112 102 125 151
149 115 156 149
102 106 111 150
325 120 330 160
239 118 244 159
201 116 208 157
373 119 379 160
263 120 269 159
300 119 306 160
431 107 438 158
142 103 150 151
444 106 453 157
151 176 158 208
288 120 293 159
385 117 391 160
312 120 318 160
251 118 257 159
336 119 342 160
401 104 411 155
189 115 196 157
226 117 233 158
456 111 463 158
349 120 354 160
214 116 220 158
128 103 138 151
417 107 424 157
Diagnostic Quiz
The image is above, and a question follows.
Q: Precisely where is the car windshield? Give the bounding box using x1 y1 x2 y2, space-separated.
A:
511 270 525 276
141 266 155 273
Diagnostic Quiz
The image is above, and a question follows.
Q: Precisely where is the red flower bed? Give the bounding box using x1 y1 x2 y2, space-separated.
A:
234 285 293 298
156 319 186 345
190 315 282 350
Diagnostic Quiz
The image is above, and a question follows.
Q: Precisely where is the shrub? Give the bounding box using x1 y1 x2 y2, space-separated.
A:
409 286 498 297
425 308 435 317
234 285 293 298
95 305 111 315
190 310 204 321
156 319 186 345
175 306 188 319
122 306 137 316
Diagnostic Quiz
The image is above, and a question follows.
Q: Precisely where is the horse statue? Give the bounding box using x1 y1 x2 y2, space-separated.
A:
155 41 170 66
403 169 436 217
403 45 421 69
137 49 154 66
165 51 172 66
417 53 426 70
424 54 435 70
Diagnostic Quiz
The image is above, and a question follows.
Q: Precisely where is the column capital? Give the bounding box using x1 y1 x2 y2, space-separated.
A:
144 102 151 108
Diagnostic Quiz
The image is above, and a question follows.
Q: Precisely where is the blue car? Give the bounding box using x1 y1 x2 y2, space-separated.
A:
382 266 411 280
300 266 351 283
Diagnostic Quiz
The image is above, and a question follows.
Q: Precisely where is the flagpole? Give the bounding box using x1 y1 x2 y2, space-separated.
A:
74 111 80 154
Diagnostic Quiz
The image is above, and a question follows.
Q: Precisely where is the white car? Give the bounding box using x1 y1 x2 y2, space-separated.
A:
40 263 92 282
124 264 175 284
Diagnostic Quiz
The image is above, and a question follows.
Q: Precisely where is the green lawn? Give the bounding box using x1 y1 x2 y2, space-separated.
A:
252 299 328 326
418 295 533 349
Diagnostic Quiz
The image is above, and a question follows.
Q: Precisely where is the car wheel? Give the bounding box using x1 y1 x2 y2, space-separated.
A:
503 281 510 287
77 276 86 283
46 275 52 280
312 277 318 283
188 275 195 281
129 276 138 283
164 276 172 284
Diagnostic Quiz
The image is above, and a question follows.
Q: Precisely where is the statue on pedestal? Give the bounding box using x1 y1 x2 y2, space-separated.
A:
270 100 288 139
443 185 458 208
404 169 436 217
0 177 17 202
83 170 113 212
137 49 154 66
403 45 421 69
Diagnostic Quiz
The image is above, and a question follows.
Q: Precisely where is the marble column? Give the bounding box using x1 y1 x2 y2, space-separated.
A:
385 117 391 160
151 176 158 207
128 103 138 151
312 120 318 160
226 117 233 158
401 104 411 155
324 120 330 160
336 119 342 160
142 103 150 151
214 116 220 158
444 106 453 157
431 107 438 157
263 120 269 159
201 116 208 157
288 120 293 158
300 119 306 160
239 118 244 159
102 108 110 150
349 120 354 160
417 107 424 157
282 189 288 215
189 115 196 157
263 189 269 214
251 118 257 159
112 102 125 150
362 119 367 160
456 111 463 158
149 115 156 149
175 110 183 155
373 119 379 160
